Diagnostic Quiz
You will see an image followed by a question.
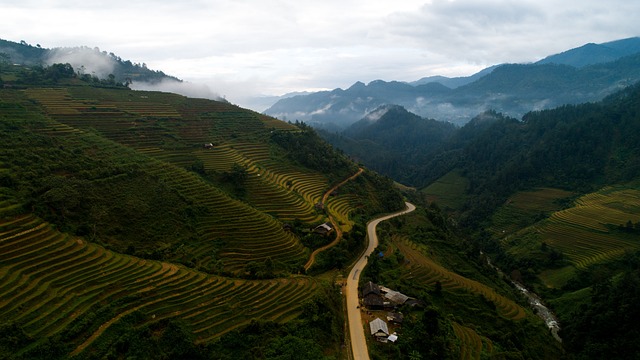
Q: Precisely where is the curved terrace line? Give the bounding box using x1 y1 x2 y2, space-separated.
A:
304 168 364 271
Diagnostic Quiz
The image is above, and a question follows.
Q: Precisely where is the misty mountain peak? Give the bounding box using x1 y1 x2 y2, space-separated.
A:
348 81 366 90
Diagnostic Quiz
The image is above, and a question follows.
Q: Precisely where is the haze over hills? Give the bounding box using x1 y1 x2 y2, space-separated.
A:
265 37 640 128
3 34 640 359
0 38 226 102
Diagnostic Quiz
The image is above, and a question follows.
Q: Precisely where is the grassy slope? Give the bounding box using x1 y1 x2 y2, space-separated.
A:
363 205 562 359
0 77 403 357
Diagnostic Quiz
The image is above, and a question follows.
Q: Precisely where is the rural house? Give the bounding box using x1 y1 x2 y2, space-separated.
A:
313 222 333 235
361 281 384 310
369 318 390 341
380 286 410 306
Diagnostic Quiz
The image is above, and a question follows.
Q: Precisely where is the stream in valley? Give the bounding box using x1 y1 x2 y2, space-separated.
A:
482 252 562 342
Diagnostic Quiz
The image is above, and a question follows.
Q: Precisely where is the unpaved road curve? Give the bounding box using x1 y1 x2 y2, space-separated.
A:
346 202 416 360
304 168 364 271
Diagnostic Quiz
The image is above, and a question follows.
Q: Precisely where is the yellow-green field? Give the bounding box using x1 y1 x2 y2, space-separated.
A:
421 169 469 210
393 236 526 321
0 212 318 357
500 185 640 288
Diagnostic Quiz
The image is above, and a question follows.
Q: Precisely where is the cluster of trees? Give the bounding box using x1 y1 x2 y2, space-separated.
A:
619 220 640 233
561 251 640 359
270 121 357 182
1 62 129 87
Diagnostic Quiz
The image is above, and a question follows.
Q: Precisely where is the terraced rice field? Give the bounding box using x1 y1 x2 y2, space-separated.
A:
490 187 574 236
0 210 318 357
25 88 331 229
393 236 526 320
144 162 309 273
324 194 359 232
537 186 640 269
197 142 330 223
452 322 494 360
422 169 469 210
19 89 336 273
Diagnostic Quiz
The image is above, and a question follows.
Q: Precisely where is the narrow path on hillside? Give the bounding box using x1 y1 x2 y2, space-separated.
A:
304 168 364 271
346 202 416 360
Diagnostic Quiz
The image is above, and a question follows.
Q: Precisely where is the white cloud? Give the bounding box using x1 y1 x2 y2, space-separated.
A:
46 47 116 78
1 0 639 110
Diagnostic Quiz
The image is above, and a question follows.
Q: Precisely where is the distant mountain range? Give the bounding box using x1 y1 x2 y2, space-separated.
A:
265 37 640 128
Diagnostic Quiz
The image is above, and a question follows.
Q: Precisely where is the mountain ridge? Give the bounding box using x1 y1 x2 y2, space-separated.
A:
266 37 640 128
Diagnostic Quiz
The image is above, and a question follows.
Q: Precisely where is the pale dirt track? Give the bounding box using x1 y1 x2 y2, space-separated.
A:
304 168 364 271
346 202 416 360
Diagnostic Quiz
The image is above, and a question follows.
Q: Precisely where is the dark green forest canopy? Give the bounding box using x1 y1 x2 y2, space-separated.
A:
398 84 640 226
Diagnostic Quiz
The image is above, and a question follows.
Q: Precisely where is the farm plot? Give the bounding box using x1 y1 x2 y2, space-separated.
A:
452 322 494 360
538 186 640 269
25 88 186 151
196 142 328 223
145 162 309 273
393 236 526 320
0 211 319 357
324 194 359 232
489 187 574 236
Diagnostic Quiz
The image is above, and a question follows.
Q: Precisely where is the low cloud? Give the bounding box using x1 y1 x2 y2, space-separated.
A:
46 47 116 78
130 78 224 102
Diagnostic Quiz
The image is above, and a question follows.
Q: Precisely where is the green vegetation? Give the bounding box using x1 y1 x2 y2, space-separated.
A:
360 201 562 359
418 84 640 359
1 38 178 84
0 63 405 357
421 169 469 211
560 251 640 360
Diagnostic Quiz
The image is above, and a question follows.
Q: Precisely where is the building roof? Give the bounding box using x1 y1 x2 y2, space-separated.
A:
384 290 409 305
363 294 384 308
387 312 404 324
369 318 389 337
313 222 333 234
362 281 380 297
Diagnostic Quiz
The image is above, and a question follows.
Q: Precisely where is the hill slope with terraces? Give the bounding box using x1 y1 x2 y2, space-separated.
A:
0 63 404 358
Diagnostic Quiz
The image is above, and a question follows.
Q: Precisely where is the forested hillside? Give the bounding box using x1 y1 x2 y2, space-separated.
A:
321 105 457 185
415 83 640 359
0 62 404 358
0 38 178 84
417 83 640 226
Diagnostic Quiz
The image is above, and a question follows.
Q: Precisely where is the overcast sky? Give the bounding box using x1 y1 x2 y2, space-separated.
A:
2 0 639 109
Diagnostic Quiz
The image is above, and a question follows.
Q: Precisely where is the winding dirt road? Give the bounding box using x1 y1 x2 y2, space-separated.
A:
304 168 364 271
346 202 416 360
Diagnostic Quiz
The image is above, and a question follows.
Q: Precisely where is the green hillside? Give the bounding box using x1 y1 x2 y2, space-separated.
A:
1 38 177 84
412 84 640 358
0 63 404 358
358 203 563 359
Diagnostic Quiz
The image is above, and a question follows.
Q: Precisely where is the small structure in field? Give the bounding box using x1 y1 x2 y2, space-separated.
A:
203 143 214 149
313 222 333 235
